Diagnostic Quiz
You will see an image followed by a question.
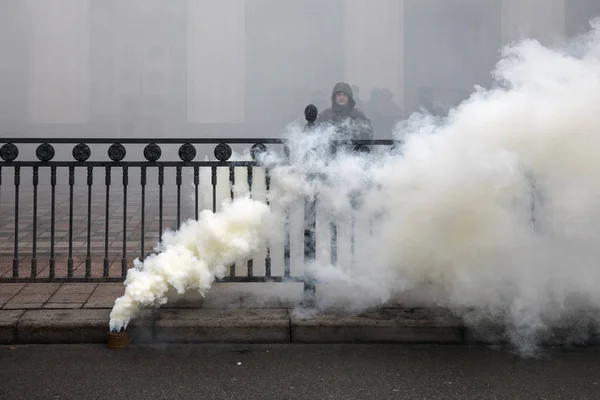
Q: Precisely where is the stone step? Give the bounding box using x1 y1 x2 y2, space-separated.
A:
1 307 466 345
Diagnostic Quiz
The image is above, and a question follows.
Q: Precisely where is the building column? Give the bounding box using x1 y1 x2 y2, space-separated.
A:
187 0 246 124
502 0 566 46
0 1 28 130
343 0 404 108
25 0 91 124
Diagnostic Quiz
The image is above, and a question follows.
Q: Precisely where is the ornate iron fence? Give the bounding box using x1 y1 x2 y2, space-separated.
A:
0 138 290 283
0 133 397 305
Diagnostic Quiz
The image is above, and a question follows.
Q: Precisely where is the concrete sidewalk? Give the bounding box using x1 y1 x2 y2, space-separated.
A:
0 282 478 345
3 284 600 347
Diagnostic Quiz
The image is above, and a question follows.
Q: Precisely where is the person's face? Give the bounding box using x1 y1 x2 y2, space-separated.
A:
335 92 349 106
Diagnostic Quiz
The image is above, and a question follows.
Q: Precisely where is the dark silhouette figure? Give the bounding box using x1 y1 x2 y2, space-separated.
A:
366 88 404 137
315 82 373 140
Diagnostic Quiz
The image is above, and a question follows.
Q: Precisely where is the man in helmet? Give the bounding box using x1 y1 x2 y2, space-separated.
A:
315 82 374 140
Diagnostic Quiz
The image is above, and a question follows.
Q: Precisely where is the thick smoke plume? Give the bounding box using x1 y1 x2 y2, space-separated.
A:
263 21 600 355
110 21 600 355
109 196 271 332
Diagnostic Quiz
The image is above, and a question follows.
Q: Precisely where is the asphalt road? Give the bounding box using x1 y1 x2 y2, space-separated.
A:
1 344 599 400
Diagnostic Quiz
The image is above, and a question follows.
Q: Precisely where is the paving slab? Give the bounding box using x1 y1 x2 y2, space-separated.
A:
310 284 395 311
312 283 442 310
46 283 97 307
239 282 303 308
90 282 304 310
154 308 290 343
163 282 306 309
165 282 290 309
0 283 26 294
43 303 84 309
83 283 124 308
165 288 207 309
290 308 465 344
0 283 25 307
3 283 61 309
0 310 25 344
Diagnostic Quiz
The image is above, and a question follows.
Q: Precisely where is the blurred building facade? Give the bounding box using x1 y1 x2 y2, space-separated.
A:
0 0 599 137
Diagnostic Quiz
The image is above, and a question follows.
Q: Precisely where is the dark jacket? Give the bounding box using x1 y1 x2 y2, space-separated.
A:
315 82 374 140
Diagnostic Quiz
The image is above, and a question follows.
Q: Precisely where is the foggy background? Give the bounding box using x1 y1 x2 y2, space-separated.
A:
3 1 600 348
1 0 600 251
2 1 600 327
1 0 599 141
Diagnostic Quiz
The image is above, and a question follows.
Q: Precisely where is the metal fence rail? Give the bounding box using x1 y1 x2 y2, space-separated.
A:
0 134 397 304
0 138 291 283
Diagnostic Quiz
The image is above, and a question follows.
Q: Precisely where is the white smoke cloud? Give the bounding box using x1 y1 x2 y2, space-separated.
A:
261 20 600 355
109 196 271 332
110 20 600 356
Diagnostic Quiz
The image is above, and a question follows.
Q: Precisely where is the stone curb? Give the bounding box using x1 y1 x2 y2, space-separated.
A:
154 309 291 343
1 307 471 345
290 308 465 344
0 310 25 344
17 309 110 344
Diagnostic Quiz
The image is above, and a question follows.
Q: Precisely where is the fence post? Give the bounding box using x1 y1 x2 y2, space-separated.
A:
302 104 318 307
303 194 317 307
304 104 317 129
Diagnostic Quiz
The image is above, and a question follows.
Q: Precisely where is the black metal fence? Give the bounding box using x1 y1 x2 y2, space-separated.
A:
0 133 397 302
0 138 291 282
